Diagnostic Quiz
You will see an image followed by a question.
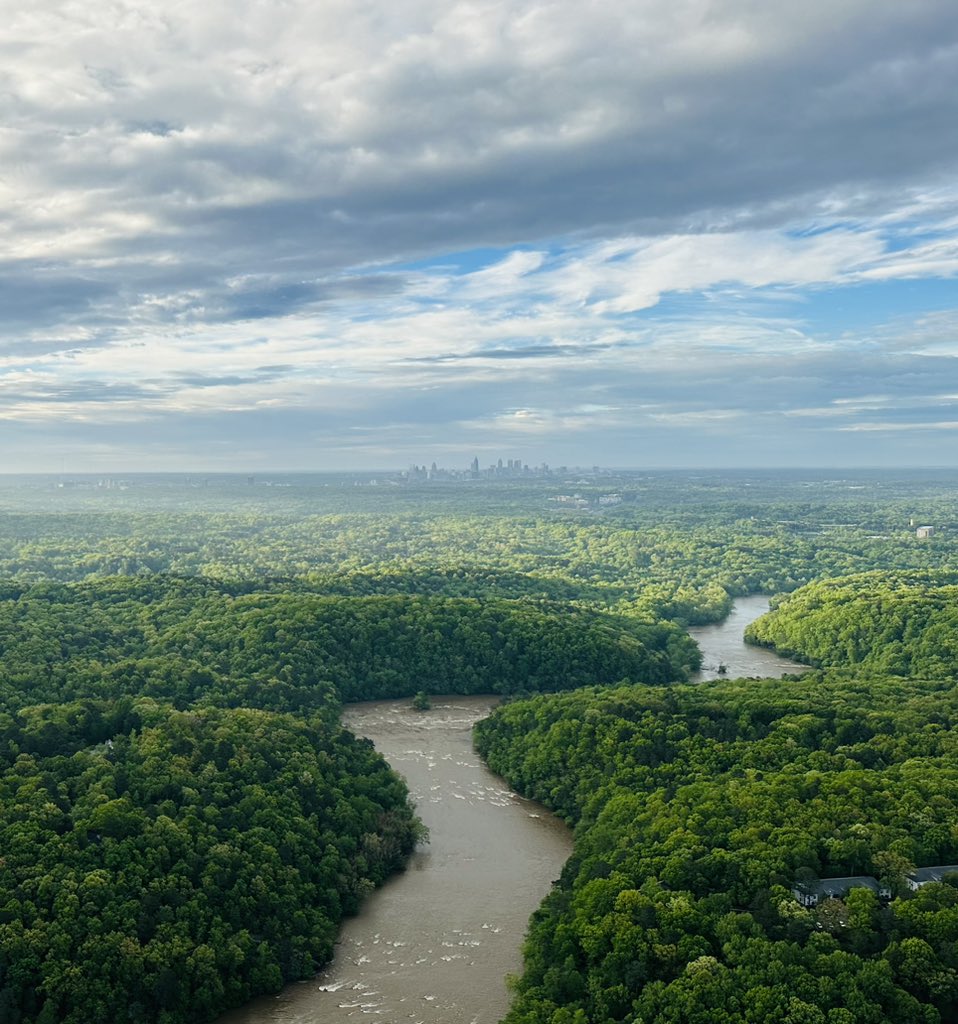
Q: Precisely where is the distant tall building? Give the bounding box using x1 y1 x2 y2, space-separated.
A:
470 456 479 478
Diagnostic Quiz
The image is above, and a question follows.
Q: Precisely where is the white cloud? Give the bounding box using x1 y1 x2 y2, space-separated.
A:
838 420 958 432
537 229 887 314
1 1 958 466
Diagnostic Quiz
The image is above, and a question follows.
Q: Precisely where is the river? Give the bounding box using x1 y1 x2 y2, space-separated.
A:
688 593 809 681
219 597 803 1024
217 696 572 1024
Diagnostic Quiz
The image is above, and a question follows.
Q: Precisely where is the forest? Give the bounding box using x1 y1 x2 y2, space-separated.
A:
0 574 688 1022
475 675 958 1023
745 570 958 678
1 469 958 1022
0 704 421 1023
0 577 698 713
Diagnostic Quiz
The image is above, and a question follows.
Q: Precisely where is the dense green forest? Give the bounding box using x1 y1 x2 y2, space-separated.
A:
1 470 955 625
0 577 697 714
0 703 421 1023
1 470 957 1022
0 571 692 1022
745 570 958 677
475 675 958 1024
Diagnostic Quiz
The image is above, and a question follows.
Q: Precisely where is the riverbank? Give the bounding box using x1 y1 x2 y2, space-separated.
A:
218 597 807 1023
217 696 571 1024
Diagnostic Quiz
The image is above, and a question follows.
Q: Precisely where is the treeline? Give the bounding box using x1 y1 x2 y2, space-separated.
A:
745 570 958 677
474 675 958 1023
0 576 699 714
159 593 698 700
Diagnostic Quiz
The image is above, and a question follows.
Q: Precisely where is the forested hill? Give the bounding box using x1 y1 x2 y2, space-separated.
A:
474 676 958 1024
744 570 958 676
0 576 699 713
0 574 698 1023
0 701 423 1024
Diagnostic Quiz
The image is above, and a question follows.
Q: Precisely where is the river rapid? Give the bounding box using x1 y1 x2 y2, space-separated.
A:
217 696 572 1024
219 597 804 1024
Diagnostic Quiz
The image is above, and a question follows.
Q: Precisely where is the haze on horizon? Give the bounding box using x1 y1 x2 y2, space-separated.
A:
2 1 958 472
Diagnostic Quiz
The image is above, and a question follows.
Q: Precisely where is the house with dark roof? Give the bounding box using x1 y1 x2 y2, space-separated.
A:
792 875 890 908
907 865 958 890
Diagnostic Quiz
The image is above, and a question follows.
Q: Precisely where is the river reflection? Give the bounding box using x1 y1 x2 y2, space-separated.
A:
217 696 571 1024
688 594 809 681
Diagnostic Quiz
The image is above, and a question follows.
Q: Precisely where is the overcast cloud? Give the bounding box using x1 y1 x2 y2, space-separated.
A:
2 0 958 469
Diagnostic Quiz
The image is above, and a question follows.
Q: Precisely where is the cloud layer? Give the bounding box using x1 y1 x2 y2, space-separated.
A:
2 0 958 468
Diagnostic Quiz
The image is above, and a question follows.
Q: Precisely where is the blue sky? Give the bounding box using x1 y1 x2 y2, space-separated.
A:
2 0 958 470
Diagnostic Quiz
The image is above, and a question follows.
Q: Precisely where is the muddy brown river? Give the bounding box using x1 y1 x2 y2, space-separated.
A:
217 696 572 1024
219 598 804 1024
689 594 808 681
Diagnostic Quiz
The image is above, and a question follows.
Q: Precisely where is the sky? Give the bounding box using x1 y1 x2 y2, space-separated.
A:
2 0 958 471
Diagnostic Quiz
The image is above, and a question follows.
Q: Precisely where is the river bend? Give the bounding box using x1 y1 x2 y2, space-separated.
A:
218 696 571 1024
220 597 804 1023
